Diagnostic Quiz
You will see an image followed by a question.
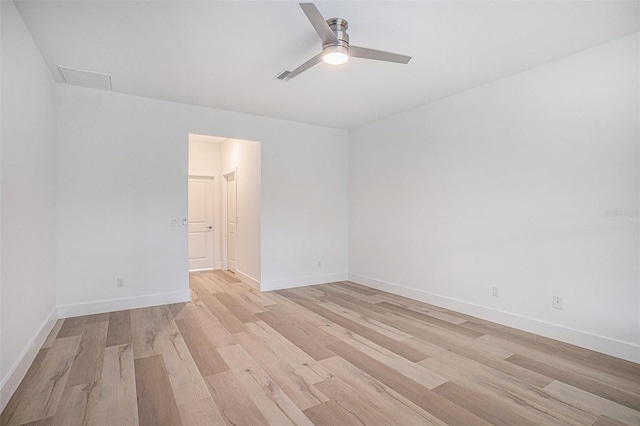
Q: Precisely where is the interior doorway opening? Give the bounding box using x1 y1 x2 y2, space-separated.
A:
187 133 261 287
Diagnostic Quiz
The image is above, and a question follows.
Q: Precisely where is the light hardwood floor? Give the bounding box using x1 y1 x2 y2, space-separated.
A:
2 270 639 425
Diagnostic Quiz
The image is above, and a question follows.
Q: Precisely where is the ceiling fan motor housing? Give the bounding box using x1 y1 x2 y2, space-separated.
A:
325 18 349 49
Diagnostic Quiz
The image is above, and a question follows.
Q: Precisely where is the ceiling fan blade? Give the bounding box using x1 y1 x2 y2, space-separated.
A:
277 52 323 81
350 46 412 64
299 3 338 45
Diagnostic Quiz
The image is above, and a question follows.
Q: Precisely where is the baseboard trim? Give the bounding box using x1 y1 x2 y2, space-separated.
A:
261 272 348 292
349 273 640 363
1 307 58 412
235 270 260 290
57 290 192 318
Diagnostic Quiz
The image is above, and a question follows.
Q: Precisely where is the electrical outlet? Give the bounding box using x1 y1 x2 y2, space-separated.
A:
171 217 180 227
553 296 563 310
492 286 500 297
117 277 124 288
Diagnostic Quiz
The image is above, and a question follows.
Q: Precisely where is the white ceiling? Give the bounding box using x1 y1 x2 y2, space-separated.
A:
15 1 639 129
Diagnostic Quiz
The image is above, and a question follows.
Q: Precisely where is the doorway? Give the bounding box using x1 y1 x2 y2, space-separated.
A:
187 133 261 287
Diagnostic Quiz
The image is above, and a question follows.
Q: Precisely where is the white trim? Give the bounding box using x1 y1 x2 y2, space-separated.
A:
261 272 348 292
235 269 260 290
349 273 640 363
222 167 237 272
57 290 191 318
1 307 58 412
189 268 214 272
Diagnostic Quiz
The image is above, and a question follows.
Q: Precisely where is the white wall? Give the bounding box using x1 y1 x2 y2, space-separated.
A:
349 34 639 362
260 134 349 290
221 138 261 287
1 0 58 407
189 136 221 177
55 85 349 312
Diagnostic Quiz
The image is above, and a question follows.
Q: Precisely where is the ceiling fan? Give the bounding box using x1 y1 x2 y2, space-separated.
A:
277 3 411 81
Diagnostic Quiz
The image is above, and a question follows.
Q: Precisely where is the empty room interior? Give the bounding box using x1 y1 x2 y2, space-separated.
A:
1 1 639 425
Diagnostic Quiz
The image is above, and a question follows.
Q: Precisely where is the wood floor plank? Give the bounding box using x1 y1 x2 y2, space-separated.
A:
106 310 131 347
205 371 269 426
196 274 226 293
134 355 181 426
190 298 237 348
480 334 640 395
228 281 277 308
332 281 379 296
326 340 490 426
213 292 260 323
20 418 53 426
95 344 139 426
1 348 50 426
280 290 429 362
318 300 415 341
175 317 229 376
507 354 640 411
418 348 596 425
368 291 468 325
65 321 108 387
233 330 328 410
85 313 109 324
593 415 634 426
264 296 338 341
302 401 362 426
150 329 211 407
166 303 191 321
192 281 247 333
5 336 81 425
313 375 431 426
218 344 314 426
310 288 512 365
245 321 332 385
467 319 640 384
543 380 640 425
379 311 515 362
404 336 552 390
130 308 156 359
321 323 448 390
255 310 335 361
377 301 484 338
212 269 240 283
56 317 87 339
221 286 273 314
51 381 100 426
176 397 225 426
149 305 177 333
319 355 445 425
432 381 540 426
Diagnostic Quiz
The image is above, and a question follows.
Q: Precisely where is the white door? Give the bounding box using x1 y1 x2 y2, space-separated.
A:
188 177 214 271
225 172 237 273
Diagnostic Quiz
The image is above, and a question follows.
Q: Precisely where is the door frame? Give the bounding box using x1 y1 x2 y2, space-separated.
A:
222 167 237 272
188 174 219 271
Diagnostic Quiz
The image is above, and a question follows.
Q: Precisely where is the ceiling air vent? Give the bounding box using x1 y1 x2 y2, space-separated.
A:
57 65 112 90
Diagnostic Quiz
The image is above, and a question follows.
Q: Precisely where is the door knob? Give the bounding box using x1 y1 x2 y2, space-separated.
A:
207 226 212 229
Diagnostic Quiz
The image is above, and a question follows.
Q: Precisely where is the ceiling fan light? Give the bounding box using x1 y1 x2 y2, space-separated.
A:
322 45 349 65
